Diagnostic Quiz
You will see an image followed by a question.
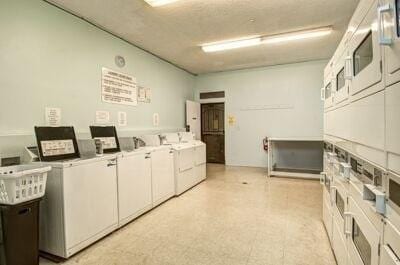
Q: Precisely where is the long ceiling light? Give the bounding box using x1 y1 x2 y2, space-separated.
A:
201 37 262 53
143 0 180 7
201 26 333 53
262 27 333 44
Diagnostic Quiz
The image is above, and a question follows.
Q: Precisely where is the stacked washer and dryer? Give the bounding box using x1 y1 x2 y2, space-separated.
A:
321 0 400 264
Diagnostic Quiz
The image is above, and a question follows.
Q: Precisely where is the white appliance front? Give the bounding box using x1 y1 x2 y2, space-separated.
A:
347 196 380 265
386 82 400 174
381 219 400 265
63 158 118 257
380 0 400 86
334 50 351 105
117 151 152 226
348 91 385 166
151 148 175 206
348 0 384 100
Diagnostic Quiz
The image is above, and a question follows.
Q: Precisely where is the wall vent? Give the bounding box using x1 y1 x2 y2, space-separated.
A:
200 91 225 99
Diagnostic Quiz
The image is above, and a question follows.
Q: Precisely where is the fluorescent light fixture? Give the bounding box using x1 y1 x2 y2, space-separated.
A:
144 0 179 7
201 37 262 53
200 27 333 53
262 27 333 44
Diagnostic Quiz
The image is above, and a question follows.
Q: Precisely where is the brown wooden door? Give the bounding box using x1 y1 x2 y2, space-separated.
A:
201 103 225 164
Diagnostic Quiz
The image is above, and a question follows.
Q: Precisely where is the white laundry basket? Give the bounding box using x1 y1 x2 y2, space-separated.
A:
0 164 51 205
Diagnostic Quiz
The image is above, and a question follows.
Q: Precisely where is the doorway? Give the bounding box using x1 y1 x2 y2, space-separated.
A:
201 103 225 164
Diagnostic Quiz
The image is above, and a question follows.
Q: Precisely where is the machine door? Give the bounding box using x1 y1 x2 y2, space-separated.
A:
333 220 349 265
382 220 400 265
380 0 400 86
323 187 333 242
178 147 195 172
332 180 347 238
117 153 152 224
195 144 206 166
347 196 380 265
386 83 400 174
334 52 351 105
151 149 175 205
63 159 118 251
324 78 335 110
349 0 383 99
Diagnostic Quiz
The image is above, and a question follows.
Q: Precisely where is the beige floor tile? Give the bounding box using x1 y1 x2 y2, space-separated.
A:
39 164 335 265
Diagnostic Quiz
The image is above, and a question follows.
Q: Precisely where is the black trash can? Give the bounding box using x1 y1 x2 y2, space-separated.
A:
0 199 41 265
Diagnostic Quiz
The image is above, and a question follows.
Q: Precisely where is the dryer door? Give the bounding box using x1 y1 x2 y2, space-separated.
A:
347 196 380 265
380 0 400 86
349 0 383 99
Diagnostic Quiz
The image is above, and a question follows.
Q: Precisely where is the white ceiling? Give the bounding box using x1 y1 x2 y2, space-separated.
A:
47 0 359 75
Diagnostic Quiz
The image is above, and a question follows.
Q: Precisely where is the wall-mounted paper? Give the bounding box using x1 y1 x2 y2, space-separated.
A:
101 67 138 106
96 111 110 124
45 107 61 126
118 111 127 126
228 115 236 126
153 113 159 126
145 88 151 103
138 86 146 102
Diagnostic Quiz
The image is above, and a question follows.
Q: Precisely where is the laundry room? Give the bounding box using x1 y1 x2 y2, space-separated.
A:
0 0 398 264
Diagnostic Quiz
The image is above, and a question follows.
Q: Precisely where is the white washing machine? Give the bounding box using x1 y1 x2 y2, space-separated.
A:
140 135 175 206
117 150 152 227
38 155 119 259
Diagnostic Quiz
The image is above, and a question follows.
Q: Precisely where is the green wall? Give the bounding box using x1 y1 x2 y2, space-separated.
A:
0 0 195 156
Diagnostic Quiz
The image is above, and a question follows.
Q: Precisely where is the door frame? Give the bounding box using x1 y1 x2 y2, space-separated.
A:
200 102 226 164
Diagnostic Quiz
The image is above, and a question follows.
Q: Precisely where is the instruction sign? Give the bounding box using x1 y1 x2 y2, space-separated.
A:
118 111 127 126
96 110 110 124
45 107 61 126
41 140 75 157
102 68 137 106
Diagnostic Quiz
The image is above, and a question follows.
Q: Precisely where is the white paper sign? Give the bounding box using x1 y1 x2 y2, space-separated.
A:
45 107 61 126
145 88 151 103
153 113 159 126
118 111 127 127
138 86 146 102
41 140 75 157
102 68 137 106
96 111 110 124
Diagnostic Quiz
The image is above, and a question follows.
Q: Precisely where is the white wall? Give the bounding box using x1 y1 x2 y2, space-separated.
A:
194 61 326 167
0 0 194 157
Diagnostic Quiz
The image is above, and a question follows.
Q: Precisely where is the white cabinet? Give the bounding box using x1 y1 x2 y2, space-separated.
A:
117 152 152 227
348 0 384 100
380 0 400 86
151 148 175 207
39 156 119 258
386 82 400 174
347 196 381 265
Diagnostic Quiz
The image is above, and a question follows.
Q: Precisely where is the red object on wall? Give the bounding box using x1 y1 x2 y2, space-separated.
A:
263 137 269 151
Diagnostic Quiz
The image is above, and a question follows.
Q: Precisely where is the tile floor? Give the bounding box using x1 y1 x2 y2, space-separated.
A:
40 164 336 265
